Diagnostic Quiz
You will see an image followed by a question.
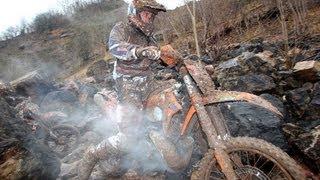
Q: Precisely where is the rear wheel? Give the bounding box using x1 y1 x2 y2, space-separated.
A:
46 124 80 157
191 137 305 180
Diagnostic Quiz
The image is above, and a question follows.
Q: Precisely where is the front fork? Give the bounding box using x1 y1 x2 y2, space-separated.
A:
183 74 237 179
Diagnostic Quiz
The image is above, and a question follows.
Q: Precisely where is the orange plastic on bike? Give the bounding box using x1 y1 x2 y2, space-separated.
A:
181 106 196 136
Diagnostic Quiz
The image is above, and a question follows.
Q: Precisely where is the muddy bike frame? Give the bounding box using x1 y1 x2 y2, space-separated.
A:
160 45 283 179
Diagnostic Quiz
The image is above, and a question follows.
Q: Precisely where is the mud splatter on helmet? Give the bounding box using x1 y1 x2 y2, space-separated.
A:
127 0 166 36
128 0 166 16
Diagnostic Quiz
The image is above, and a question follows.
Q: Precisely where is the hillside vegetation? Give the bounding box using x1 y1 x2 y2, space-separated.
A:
0 0 126 82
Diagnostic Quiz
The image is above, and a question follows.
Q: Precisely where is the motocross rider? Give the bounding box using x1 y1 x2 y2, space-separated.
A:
78 0 193 179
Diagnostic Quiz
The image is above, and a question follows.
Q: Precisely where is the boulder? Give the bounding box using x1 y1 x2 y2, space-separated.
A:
61 131 102 164
285 85 312 119
283 124 320 172
305 82 320 121
220 101 287 150
40 90 79 115
293 60 320 81
10 71 56 104
0 82 24 107
260 93 285 115
255 50 276 67
216 51 276 91
219 74 276 93
59 161 79 179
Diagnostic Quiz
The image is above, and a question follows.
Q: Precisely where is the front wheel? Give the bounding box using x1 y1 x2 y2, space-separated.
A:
191 137 305 180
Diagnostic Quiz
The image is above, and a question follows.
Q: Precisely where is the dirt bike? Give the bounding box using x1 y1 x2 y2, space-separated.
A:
143 45 306 179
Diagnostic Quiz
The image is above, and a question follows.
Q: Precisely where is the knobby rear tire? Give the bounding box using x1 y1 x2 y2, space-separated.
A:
191 137 306 180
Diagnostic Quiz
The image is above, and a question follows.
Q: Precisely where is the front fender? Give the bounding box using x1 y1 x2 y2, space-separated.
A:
181 90 282 136
203 90 282 117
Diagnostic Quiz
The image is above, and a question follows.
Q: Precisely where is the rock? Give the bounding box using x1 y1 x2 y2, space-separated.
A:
60 32 74 38
255 50 276 67
283 124 320 172
59 161 79 179
220 74 276 93
217 58 240 70
260 94 285 115
86 60 112 83
200 55 213 64
0 97 60 179
82 77 96 84
285 86 311 119
61 131 102 164
220 102 288 150
0 82 23 107
287 47 308 64
304 82 320 121
287 48 302 58
222 44 262 60
216 51 276 91
18 44 26 50
61 146 87 164
79 131 101 145
10 71 56 104
205 65 214 75
311 82 320 106
293 60 320 81
40 90 79 115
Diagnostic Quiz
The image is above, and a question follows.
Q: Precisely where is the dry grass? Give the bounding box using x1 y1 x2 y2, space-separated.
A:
168 3 320 54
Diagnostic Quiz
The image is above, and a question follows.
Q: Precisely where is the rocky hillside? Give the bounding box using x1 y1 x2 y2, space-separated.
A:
0 0 320 179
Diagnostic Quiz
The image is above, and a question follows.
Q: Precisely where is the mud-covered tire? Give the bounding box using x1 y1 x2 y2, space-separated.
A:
191 137 306 180
46 124 80 157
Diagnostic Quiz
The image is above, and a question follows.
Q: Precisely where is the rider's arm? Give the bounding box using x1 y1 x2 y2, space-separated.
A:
108 22 140 61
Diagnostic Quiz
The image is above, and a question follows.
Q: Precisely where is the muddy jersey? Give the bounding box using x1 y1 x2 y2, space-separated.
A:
108 21 157 76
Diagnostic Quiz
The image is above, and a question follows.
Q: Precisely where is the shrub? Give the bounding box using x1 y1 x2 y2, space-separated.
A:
73 30 93 61
71 0 123 18
32 12 70 33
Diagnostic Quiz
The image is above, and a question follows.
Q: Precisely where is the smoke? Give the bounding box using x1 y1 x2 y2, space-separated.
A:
90 94 170 174
4 56 189 178
23 77 172 177
0 56 61 82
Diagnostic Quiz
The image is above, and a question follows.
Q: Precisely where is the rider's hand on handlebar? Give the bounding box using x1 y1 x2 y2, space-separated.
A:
135 46 161 60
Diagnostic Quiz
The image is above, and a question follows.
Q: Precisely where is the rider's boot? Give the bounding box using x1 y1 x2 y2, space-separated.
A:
149 130 194 172
78 140 120 180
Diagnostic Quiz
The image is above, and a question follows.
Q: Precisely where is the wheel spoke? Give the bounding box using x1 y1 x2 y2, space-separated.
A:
253 154 262 167
270 167 283 179
258 158 270 170
252 153 257 166
267 164 276 176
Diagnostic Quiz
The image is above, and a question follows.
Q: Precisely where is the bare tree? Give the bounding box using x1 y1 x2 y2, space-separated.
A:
288 0 307 36
2 26 20 40
277 0 291 68
184 0 201 57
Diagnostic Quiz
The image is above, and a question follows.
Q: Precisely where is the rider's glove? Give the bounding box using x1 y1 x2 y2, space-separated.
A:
135 46 161 60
